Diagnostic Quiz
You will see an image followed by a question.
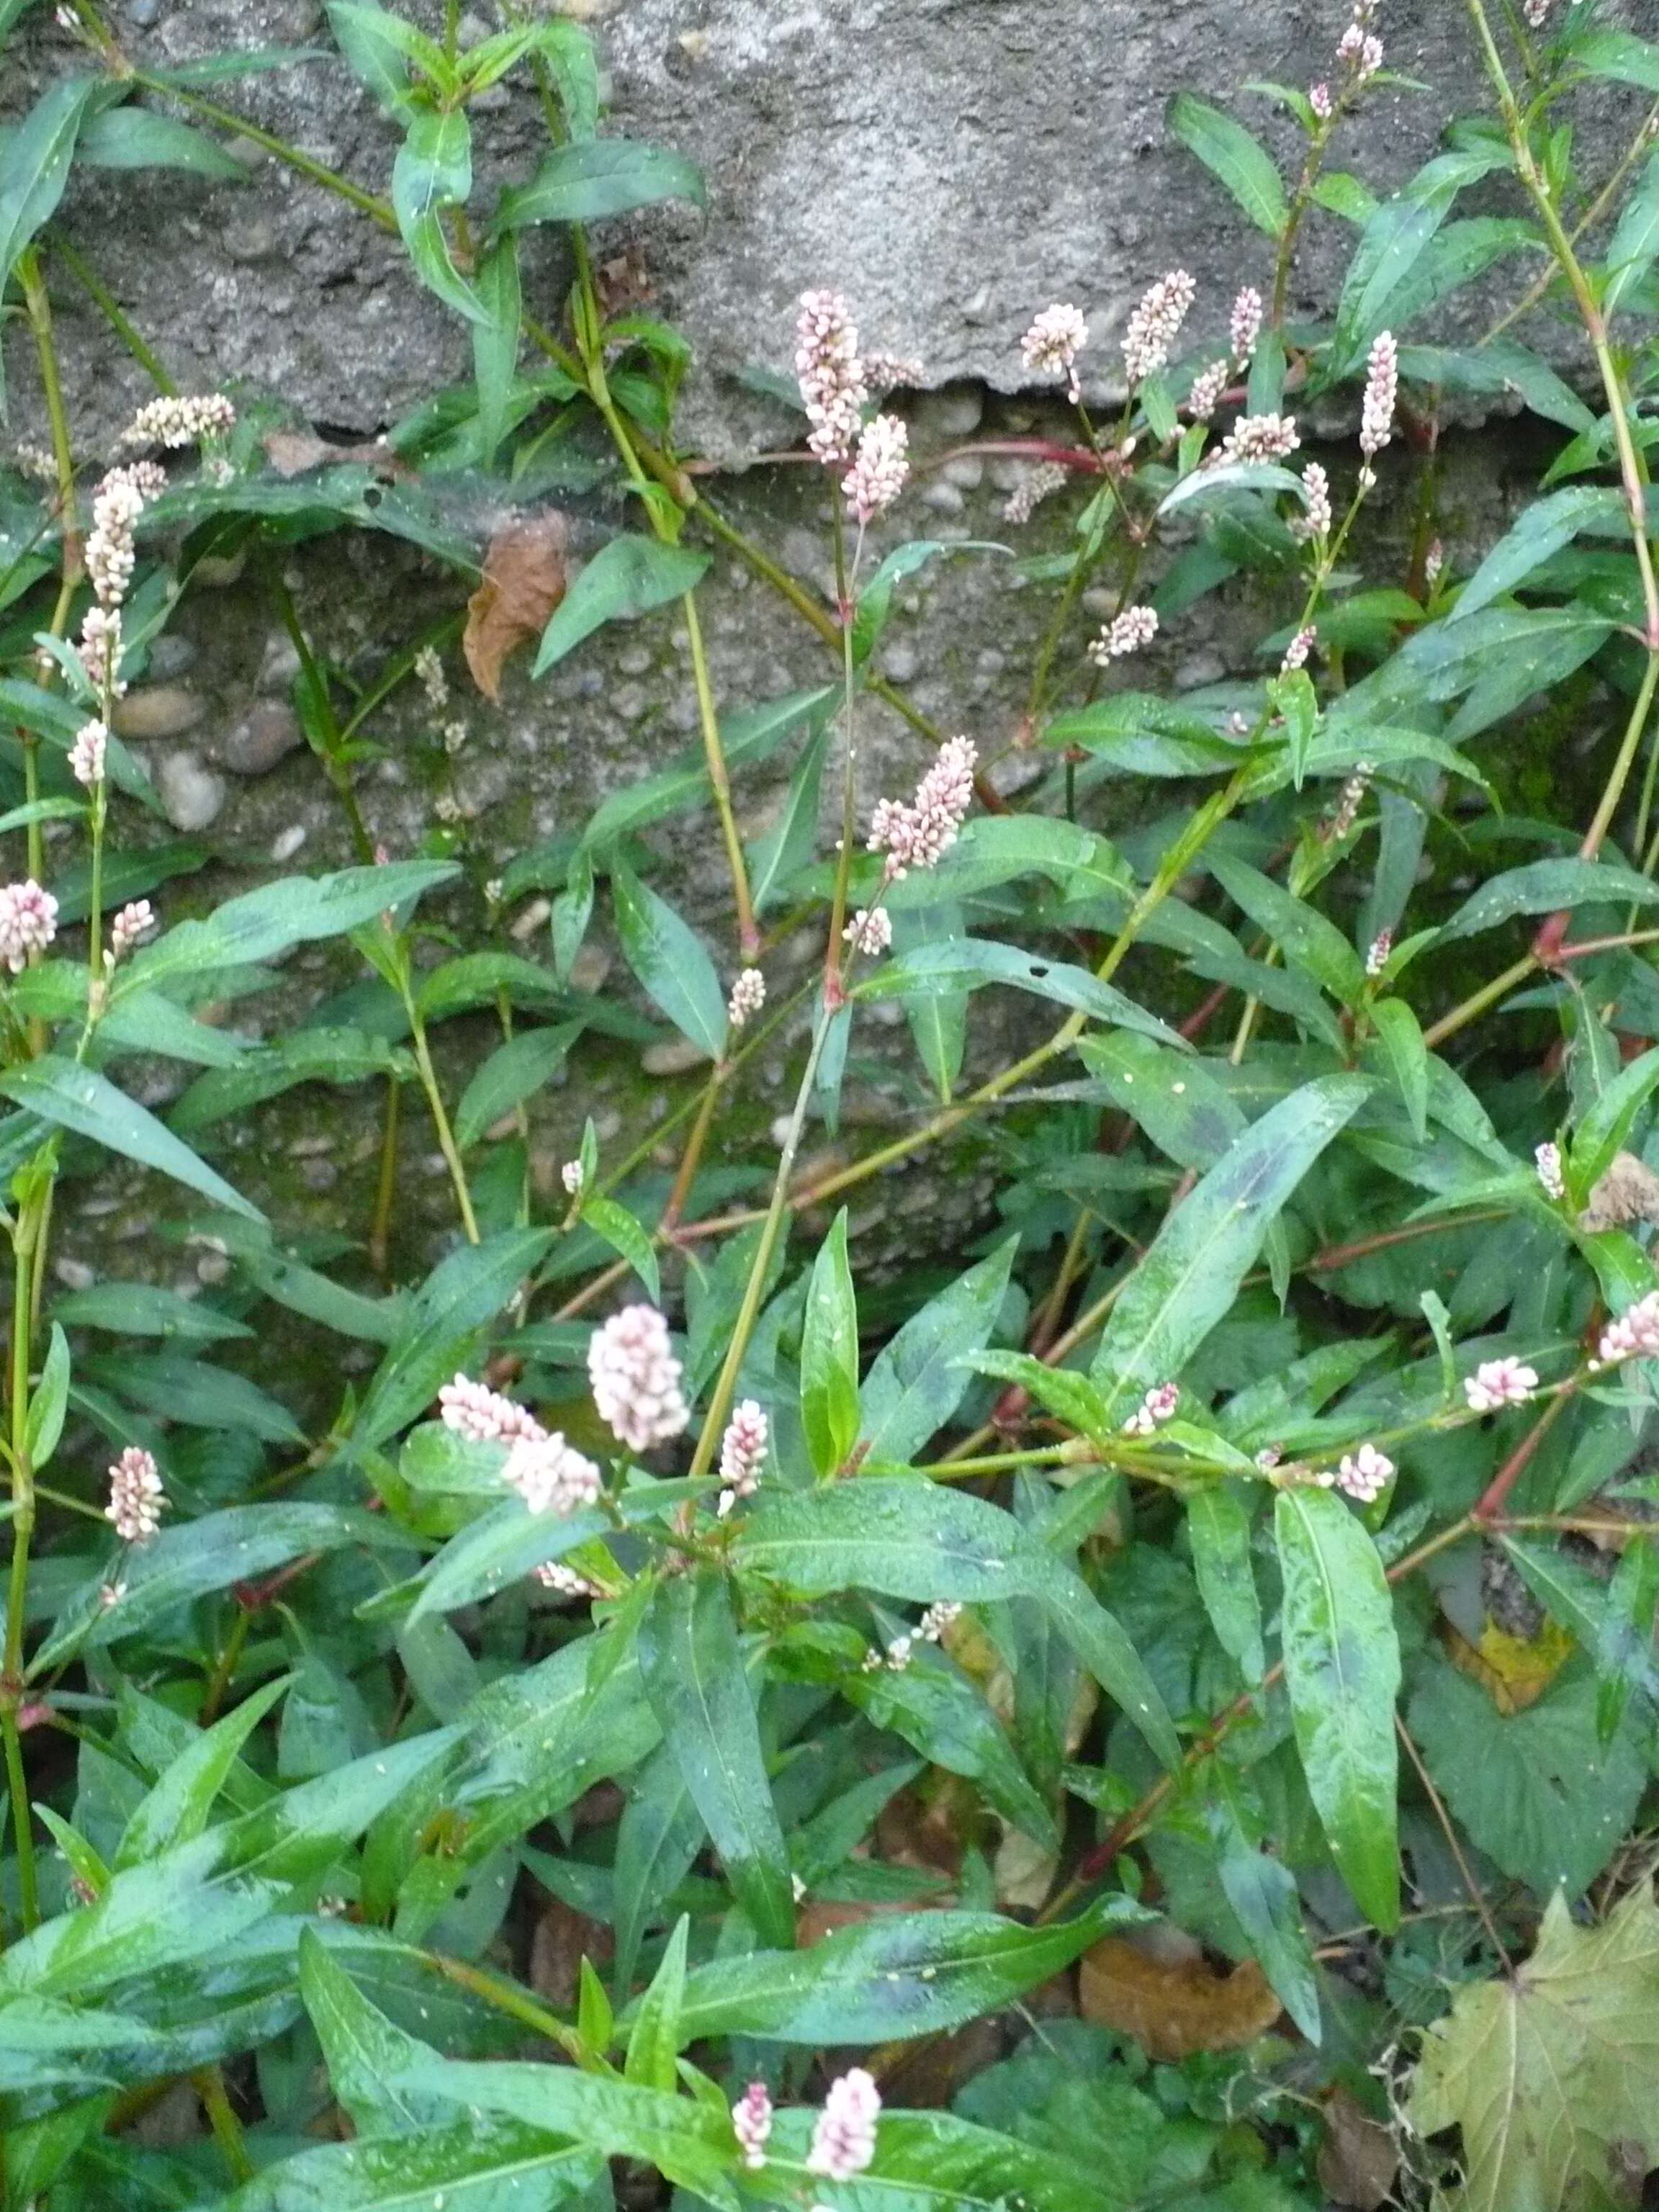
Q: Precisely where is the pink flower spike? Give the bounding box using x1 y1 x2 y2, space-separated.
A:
1122 1382 1179 1437
868 735 977 877
718 1399 768 1506
796 289 868 466
439 1373 547 1446
503 1433 602 1516
1229 286 1263 366
1360 331 1398 458
1596 1292 1659 1367
1089 606 1159 663
842 413 909 523
1021 304 1089 398
1464 1357 1539 1415
588 1305 690 1452
1336 1442 1393 1503
732 2081 773 2169
808 2067 881 2181
1534 1142 1565 1201
844 907 892 958
1122 269 1197 386
0 880 58 974
106 1446 165 1543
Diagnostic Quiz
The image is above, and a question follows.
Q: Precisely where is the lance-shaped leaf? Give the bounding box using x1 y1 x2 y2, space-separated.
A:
611 861 727 1061
495 138 706 229
1167 91 1288 238
800 1209 859 1477
0 1056 263 1221
858 1236 1016 1466
1274 1487 1401 1930
637 1568 794 1948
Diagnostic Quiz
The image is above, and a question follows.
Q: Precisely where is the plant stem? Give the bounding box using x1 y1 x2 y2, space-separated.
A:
428 1952 585 2063
194 2066 253 2184
132 75 397 229
1471 1386 1573 1521
50 238 176 394
407 1010 479 1245
682 590 758 959
3 1202 42 1935
1395 1712 1514 1972
369 1079 401 1279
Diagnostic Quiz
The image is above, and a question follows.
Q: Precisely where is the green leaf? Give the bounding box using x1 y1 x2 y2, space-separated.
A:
1370 995 1429 1143
495 139 706 229
169 1026 409 1135
1274 1486 1401 1930
1496 1532 1659 1712
859 935 1188 1048
623 1913 688 2090
0 1054 262 1221
355 1227 554 1449
845 1653 1057 1848
1451 484 1625 620
1167 91 1288 238
534 536 709 675
23 1321 69 1473
611 1743 705 2004
114 1676 290 1871
49 1281 253 1343
122 860 459 996
800 1209 860 1478
216 2120 601 2211
575 1193 660 1303
325 0 423 120
470 232 522 464
746 723 830 911
1568 1040 1659 1200
1214 1797 1321 2044
1089 1076 1370 1420
634 1895 1146 2046
1604 142 1659 316
393 110 489 326
1438 857 1659 941
859 1236 1016 1466
1208 851 1366 1006
580 685 835 854
454 1022 579 1151
1187 1483 1264 1686
1408 1659 1648 1900
737 1480 1178 1766
851 539 1008 665
74 105 248 179
611 861 727 1061
0 80 96 300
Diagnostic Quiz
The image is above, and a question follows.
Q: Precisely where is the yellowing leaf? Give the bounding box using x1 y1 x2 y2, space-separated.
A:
1079 1936 1282 2061
1444 1614 1573 1715
1407 1887 1659 2212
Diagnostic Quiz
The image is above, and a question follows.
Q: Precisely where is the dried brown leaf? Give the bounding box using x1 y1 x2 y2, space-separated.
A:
262 430 404 478
1578 1151 1659 1233
1317 2085 1398 2210
464 513 570 703
1078 1936 1282 2061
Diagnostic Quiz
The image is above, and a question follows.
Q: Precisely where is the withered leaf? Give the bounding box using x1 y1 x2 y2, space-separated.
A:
1079 1934 1282 2061
262 430 405 479
1578 1150 1659 1233
464 513 570 703
1317 2085 1398 2210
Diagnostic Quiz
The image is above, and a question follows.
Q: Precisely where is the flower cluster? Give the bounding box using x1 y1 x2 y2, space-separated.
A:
1464 1357 1539 1413
1230 286 1263 365
1295 462 1333 543
1280 627 1316 675
1089 606 1159 663
1424 539 1445 590
1122 269 1196 387
844 906 893 958
0 879 58 974
873 1597 963 1673
14 441 55 485
1020 303 1088 398
561 1158 586 1198
439 1371 601 1515
1214 412 1301 467
842 413 909 523
1185 358 1231 423
1122 1382 1179 1437
414 644 449 711
1003 459 1069 524
1365 929 1392 978
76 606 125 700
728 968 766 1028
1310 81 1334 121
732 2081 773 2170
536 1560 599 1599
1594 1292 1659 1369
1337 1442 1393 1503
68 719 107 788
863 350 925 392
1534 1142 1565 1201
868 734 977 878
109 899 156 961
588 1305 690 1452
1359 329 1398 461
1337 0 1384 81
717 1399 769 1516
1524 0 1554 23
86 467 148 608
120 393 237 450
796 290 868 466
106 1445 165 1543
1327 763 1372 841
807 2069 881 2182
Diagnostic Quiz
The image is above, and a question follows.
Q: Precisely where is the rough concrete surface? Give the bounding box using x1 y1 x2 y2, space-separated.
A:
5 0 1647 457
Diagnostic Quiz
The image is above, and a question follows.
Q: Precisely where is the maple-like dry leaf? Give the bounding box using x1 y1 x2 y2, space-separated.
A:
464 513 570 703
1079 1935 1282 2061
1407 1886 1659 2211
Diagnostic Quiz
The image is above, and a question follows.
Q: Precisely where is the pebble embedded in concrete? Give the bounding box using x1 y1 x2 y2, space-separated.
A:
217 700 304 776
156 750 228 832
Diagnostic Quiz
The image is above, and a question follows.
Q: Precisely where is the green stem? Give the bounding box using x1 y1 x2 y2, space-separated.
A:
682 590 759 960
194 2067 254 2184
4 1206 42 1935
407 1009 479 1244
50 238 175 394
132 76 397 228
428 1952 586 2064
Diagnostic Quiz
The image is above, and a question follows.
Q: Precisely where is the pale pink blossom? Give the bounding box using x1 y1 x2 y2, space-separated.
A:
717 1399 768 1515
868 735 977 878
1229 287 1264 365
439 1372 547 1446
561 1159 585 1198
808 2067 881 2181
68 719 107 786
844 907 893 958
1336 1442 1393 1503
1365 930 1392 978
109 899 155 961
106 1445 164 1543
732 2081 773 2170
1295 462 1333 542
1327 763 1372 841
0 880 57 973
1089 606 1159 663
1524 0 1553 25
863 351 924 392
1020 304 1089 399
1280 627 1316 674
1123 269 1197 386
843 413 909 523
727 968 766 1029
85 469 147 608
503 1432 602 1515
1002 460 1069 524
1464 1357 1539 1414
1338 20 1384 78
588 1305 690 1452
796 290 868 466
919 1599 961 1642
1534 1142 1565 1201
1310 81 1334 121
1595 1292 1659 1368
1122 1382 1179 1437
76 606 125 698
1214 412 1301 467
120 393 236 450
1185 359 1231 423
1360 331 1398 459
1424 539 1445 589
536 1560 598 1597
